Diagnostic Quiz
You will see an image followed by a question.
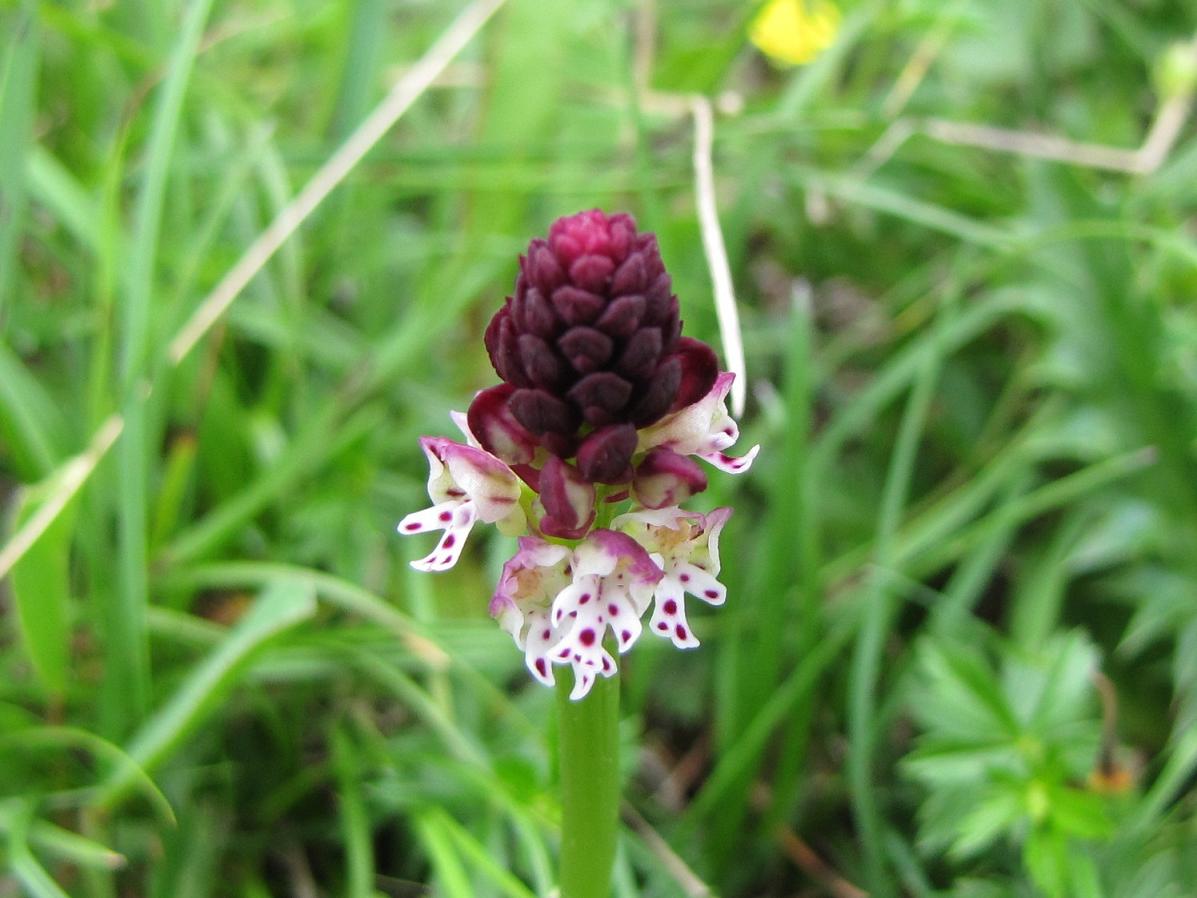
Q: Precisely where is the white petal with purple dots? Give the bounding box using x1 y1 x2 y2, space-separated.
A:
636 372 759 474
398 500 478 572
547 530 663 699
612 506 732 649
489 537 573 686
398 437 525 571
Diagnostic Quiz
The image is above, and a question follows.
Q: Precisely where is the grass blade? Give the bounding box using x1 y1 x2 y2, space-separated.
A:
97 580 316 808
847 280 954 896
414 810 474 898
331 726 374 898
0 2 38 320
9 482 74 696
111 0 215 732
5 801 72 898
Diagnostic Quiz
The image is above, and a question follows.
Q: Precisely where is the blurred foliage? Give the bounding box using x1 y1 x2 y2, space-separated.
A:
905 630 1108 895
3 0 1197 896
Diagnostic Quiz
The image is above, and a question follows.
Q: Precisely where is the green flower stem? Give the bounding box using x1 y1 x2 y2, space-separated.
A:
556 667 620 898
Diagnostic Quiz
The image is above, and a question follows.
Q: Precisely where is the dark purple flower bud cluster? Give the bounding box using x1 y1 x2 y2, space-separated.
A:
470 211 718 497
474 210 713 471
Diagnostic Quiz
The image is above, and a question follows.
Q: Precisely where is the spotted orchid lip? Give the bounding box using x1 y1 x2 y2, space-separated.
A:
398 437 525 573
544 528 664 699
486 536 575 688
610 506 733 651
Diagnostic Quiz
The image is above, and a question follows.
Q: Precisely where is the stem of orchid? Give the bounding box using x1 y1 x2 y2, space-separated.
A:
556 667 620 898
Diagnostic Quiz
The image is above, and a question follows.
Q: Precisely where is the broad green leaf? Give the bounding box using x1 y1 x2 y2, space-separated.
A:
1023 827 1070 898
913 639 1018 739
948 784 1024 860
903 737 1022 786
1003 631 1097 730
1047 785 1112 840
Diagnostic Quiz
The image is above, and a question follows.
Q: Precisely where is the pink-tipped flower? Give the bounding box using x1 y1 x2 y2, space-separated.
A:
637 371 759 474
612 506 731 649
490 537 574 687
548 530 663 700
397 437 525 572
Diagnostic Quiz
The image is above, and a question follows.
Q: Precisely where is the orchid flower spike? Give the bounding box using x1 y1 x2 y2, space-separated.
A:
399 210 756 699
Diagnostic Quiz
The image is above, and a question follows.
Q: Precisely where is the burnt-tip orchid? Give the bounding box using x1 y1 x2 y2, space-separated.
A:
399 210 756 699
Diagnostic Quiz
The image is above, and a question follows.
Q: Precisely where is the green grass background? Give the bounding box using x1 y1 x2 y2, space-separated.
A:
3 0 1197 895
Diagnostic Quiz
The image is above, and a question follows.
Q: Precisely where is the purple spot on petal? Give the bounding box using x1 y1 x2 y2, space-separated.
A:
579 593 590 604
580 629 596 646
621 630 631 643
404 522 421 531
679 573 690 583
439 511 452 522
657 622 668 631
440 555 452 564
443 534 456 548
602 657 611 672
574 653 582 661
535 658 547 677
558 649 571 659
676 625 688 640
704 589 719 599
608 603 619 616
663 599 678 615
542 629 551 640
447 488 465 497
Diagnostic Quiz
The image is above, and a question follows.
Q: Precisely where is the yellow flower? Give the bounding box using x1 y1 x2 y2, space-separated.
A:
749 0 842 67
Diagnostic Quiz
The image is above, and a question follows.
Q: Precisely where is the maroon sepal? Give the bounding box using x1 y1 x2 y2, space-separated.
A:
539 456 595 538
512 463 540 492
467 384 540 465
670 337 720 412
576 423 637 484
